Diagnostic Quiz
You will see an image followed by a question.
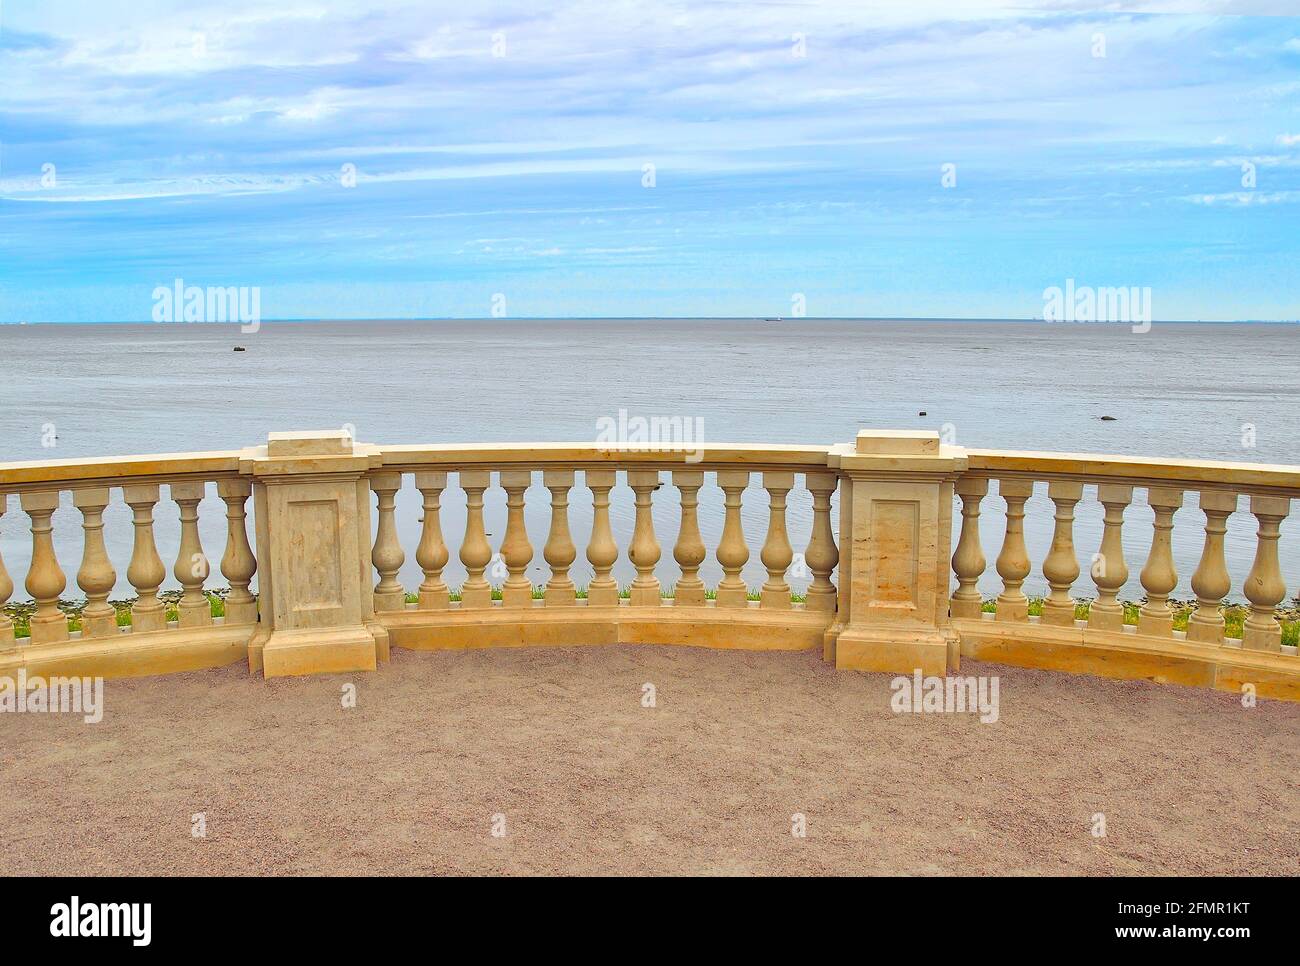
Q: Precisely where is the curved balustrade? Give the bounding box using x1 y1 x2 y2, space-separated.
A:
1 430 1296 700
0 449 255 675
953 448 1299 697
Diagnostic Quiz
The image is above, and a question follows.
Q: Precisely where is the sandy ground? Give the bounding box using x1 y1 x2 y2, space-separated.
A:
1 645 1296 876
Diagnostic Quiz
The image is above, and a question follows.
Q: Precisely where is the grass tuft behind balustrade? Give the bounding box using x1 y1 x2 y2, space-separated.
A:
977 596 1300 647
4 590 1296 646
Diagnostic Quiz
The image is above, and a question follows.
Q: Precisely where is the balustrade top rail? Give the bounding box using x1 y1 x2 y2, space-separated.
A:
376 441 837 472
0 450 245 492
966 449 1300 494
4 441 1300 492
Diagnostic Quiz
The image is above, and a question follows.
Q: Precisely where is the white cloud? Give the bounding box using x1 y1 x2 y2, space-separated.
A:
1184 190 1300 205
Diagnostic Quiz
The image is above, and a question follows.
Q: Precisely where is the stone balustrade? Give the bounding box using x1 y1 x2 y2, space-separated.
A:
0 450 256 675
1 431 1296 700
952 448 1299 697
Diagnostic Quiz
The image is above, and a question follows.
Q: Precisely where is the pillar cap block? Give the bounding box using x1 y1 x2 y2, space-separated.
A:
241 432 378 476
267 430 353 458
856 430 939 456
833 430 966 475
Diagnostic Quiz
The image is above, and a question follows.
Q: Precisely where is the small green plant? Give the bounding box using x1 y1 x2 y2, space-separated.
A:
968 595 1299 646
1283 621 1299 648
1121 601 1141 626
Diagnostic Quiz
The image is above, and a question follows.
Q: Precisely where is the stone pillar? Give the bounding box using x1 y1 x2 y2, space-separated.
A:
824 430 966 677
243 430 387 677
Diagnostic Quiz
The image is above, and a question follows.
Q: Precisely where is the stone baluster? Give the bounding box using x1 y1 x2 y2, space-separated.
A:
216 478 258 625
1242 495 1291 651
759 471 795 609
950 477 989 620
804 472 839 613
20 490 67 644
124 484 166 632
626 470 662 606
1041 481 1083 627
370 473 406 612
499 471 534 608
1186 490 1237 644
171 482 212 627
73 487 118 638
585 470 619 607
994 479 1034 622
542 470 577 606
672 470 706 606
1137 487 1184 637
714 470 751 607
1087 484 1133 632
414 472 449 609
458 471 493 609
0 495 13 646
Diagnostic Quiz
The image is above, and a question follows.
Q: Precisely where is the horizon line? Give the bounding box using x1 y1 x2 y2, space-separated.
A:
4 316 1299 327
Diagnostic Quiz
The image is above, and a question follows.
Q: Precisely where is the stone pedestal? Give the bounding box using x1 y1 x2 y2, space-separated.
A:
243 431 389 678
824 430 966 677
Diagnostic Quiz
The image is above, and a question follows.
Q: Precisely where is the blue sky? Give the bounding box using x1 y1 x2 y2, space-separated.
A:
1 0 1298 322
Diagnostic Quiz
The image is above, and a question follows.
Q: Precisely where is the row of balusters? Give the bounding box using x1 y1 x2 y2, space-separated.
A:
951 477 1294 651
367 468 841 612
0 479 258 645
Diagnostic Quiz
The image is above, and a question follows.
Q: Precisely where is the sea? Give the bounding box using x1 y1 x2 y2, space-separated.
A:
1 319 1297 604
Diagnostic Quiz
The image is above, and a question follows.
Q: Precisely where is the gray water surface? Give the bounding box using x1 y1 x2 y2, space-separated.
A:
1 319 1297 603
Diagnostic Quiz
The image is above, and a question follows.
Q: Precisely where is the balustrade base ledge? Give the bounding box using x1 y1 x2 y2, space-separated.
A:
381 605 831 653
2 615 1297 700
0 624 252 680
953 618 1300 701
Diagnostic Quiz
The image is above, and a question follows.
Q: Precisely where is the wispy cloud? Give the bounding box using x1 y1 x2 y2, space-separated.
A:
2 0 1298 321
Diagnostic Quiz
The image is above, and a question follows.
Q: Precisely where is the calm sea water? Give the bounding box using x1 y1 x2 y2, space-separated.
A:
1 319 1297 603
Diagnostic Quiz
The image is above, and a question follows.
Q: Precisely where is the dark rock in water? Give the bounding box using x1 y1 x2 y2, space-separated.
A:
918 411 927 416
233 346 246 352
1099 415 1117 421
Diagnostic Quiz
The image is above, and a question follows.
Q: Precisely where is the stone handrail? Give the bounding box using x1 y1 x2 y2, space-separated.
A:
1 429 1295 700
965 448 1300 493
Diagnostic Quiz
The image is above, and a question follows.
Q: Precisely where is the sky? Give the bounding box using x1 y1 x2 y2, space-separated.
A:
0 0 1298 323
